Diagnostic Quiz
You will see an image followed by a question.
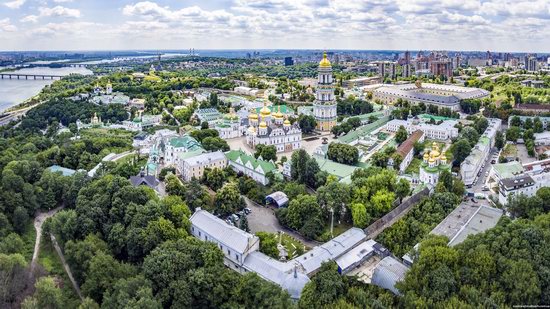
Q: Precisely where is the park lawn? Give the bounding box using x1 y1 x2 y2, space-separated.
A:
281 234 309 260
502 143 518 157
405 158 422 175
21 222 37 262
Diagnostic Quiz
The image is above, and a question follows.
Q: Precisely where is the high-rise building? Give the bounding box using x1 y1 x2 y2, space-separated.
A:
526 56 538 72
313 52 337 132
429 58 453 79
284 57 294 66
452 56 461 70
379 62 386 78
402 64 411 78
404 51 411 64
390 63 397 79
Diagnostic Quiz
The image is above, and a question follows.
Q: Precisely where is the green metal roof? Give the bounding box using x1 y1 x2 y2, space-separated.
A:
418 114 455 121
420 162 451 173
338 116 390 144
47 165 76 176
254 104 294 114
314 156 359 179
492 161 524 179
177 149 206 160
168 135 203 151
226 150 277 174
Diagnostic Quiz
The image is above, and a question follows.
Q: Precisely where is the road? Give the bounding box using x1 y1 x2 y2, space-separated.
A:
470 148 498 193
30 206 64 275
243 196 321 248
50 234 83 300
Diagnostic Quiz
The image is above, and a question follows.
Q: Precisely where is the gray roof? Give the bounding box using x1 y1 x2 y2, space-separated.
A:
190 209 258 254
243 252 309 299
335 239 377 272
266 191 289 207
500 174 535 189
375 83 489 106
182 151 226 168
293 228 366 274
371 256 409 295
448 206 503 246
129 175 159 188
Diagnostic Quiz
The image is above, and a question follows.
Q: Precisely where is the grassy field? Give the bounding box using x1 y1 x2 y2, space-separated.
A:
281 233 309 259
405 158 422 175
502 143 518 158
80 127 135 139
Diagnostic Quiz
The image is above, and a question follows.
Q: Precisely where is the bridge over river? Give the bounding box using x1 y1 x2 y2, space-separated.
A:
0 73 63 80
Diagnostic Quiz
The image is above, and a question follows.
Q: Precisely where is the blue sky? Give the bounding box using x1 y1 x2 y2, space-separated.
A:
1 0 549 52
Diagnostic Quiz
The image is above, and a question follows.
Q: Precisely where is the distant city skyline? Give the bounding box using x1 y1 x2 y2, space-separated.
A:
1 0 549 52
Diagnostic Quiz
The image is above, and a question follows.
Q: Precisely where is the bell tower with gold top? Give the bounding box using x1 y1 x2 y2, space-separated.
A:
313 51 337 131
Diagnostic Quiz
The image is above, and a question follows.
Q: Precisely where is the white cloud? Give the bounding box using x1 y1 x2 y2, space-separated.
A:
28 21 96 36
4 0 25 9
20 15 38 23
9 0 550 51
39 5 81 18
0 18 17 32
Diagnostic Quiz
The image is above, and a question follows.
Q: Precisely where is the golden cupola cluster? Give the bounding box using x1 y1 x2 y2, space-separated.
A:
424 142 447 166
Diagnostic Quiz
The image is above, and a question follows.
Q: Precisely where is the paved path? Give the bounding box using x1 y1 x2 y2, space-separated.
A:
30 206 64 275
51 234 83 300
244 196 320 247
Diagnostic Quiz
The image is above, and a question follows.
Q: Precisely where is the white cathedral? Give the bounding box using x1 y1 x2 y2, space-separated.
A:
246 104 302 153
313 52 337 131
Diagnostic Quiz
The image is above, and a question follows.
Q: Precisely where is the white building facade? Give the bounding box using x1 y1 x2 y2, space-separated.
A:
386 117 458 141
180 151 228 181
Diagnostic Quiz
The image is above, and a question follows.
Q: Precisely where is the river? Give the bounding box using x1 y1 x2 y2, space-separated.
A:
0 66 93 112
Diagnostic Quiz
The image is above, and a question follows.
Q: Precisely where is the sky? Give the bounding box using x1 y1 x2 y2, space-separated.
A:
1 0 549 52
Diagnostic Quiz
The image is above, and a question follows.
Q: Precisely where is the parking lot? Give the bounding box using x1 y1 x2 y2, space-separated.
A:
243 197 320 247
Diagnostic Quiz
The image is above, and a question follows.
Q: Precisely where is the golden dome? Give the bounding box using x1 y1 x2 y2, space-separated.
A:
430 150 441 158
284 119 291 125
423 152 430 160
441 154 447 161
259 121 267 128
428 157 435 163
319 51 331 67
260 102 271 117
274 106 284 119
249 113 258 120
248 126 256 133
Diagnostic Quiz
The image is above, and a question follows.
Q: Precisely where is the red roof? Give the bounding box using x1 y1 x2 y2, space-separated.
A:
397 130 424 158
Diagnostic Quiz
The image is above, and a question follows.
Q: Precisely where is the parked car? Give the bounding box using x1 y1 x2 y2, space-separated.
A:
231 214 240 221
244 208 252 215
471 198 478 203
237 210 245 217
